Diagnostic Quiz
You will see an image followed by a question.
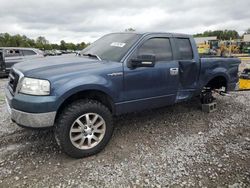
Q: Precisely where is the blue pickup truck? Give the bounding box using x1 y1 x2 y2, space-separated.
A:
5 32 240 158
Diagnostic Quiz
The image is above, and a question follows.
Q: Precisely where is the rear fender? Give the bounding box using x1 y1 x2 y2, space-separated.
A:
204 66 229 87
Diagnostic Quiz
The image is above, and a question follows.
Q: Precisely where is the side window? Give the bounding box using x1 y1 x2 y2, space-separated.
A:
22 50 37 56
5 49 22 57
136 38 173 62
175 38 193 60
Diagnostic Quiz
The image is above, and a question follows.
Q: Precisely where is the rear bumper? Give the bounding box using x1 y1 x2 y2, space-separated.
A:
6 98 56 128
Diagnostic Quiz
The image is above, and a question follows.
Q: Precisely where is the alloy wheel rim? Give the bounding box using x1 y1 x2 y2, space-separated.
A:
69 113 106 150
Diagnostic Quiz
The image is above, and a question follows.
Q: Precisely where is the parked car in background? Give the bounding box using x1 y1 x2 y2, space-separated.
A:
44 49 63 56
53 50 62 56
0 47 44 76
44 50 56 56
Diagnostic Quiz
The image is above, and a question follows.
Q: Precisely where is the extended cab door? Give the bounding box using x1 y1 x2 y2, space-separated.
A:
173 37 200 101
119 34 179 113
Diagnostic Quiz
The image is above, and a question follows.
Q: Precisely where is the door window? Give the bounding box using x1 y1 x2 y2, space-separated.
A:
175 38 193 60
135 38 173 62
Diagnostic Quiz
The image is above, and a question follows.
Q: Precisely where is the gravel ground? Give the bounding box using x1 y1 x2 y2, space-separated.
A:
0 78 249 188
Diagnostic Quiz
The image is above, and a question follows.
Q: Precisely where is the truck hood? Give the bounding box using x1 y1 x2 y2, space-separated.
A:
13 56 122 80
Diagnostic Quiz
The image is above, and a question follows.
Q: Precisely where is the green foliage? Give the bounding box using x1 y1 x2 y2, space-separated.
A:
0 33 36 47
193 30 240 40
0 33 87 50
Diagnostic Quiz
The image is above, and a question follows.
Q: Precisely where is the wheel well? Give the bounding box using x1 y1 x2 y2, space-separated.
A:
205 76 227 90
56 90 115 120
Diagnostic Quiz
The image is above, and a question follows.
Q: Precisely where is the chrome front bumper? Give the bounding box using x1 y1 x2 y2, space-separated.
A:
6 98 56 128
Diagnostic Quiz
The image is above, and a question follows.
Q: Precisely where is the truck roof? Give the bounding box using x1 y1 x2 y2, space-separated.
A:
112 32 192 38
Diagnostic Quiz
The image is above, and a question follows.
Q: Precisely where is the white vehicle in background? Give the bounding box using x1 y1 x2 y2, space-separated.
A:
53 49 62 56
44 49 63 56
0 47 44 76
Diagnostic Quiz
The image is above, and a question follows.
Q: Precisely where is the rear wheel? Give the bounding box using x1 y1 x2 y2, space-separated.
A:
54 99 113 158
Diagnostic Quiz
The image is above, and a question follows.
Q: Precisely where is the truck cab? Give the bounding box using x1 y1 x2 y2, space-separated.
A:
117 33 200 113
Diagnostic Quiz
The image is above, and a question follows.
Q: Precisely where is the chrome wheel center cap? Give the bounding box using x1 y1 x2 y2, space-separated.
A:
85 127 92 135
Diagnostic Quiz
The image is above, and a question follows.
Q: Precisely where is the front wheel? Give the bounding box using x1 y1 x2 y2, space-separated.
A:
54 99 113 158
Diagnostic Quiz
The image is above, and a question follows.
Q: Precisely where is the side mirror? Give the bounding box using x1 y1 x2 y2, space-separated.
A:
129 54 156 68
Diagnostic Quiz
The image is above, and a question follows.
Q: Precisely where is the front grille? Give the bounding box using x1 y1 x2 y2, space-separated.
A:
8 69 20 94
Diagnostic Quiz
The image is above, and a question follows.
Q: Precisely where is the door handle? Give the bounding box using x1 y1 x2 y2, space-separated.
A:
170 68 179 75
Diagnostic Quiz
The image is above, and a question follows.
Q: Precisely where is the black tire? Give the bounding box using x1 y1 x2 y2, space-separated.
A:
54 99 113 158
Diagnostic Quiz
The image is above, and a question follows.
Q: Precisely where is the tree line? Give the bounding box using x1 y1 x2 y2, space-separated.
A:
1 29 250 50
0 33 88 51
126 28 250 41
193 28 250 40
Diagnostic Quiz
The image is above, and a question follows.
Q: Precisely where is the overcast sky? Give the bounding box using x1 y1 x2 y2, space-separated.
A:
0 0 249 44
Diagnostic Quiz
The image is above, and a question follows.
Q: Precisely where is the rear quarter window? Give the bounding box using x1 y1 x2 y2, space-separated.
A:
175 38 193 60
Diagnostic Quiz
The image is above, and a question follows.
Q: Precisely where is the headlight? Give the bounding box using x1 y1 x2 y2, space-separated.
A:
19 77 50 96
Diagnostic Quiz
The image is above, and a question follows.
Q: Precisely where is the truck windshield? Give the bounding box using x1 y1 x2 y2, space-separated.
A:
80 33 141 62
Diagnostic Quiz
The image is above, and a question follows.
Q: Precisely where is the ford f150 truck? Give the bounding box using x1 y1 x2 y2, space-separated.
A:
5 32 240 158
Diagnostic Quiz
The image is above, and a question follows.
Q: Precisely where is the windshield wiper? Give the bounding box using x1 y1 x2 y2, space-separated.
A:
81 53 102 61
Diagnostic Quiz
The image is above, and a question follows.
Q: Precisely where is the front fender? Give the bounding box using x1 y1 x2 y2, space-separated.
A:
53 75 121 110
